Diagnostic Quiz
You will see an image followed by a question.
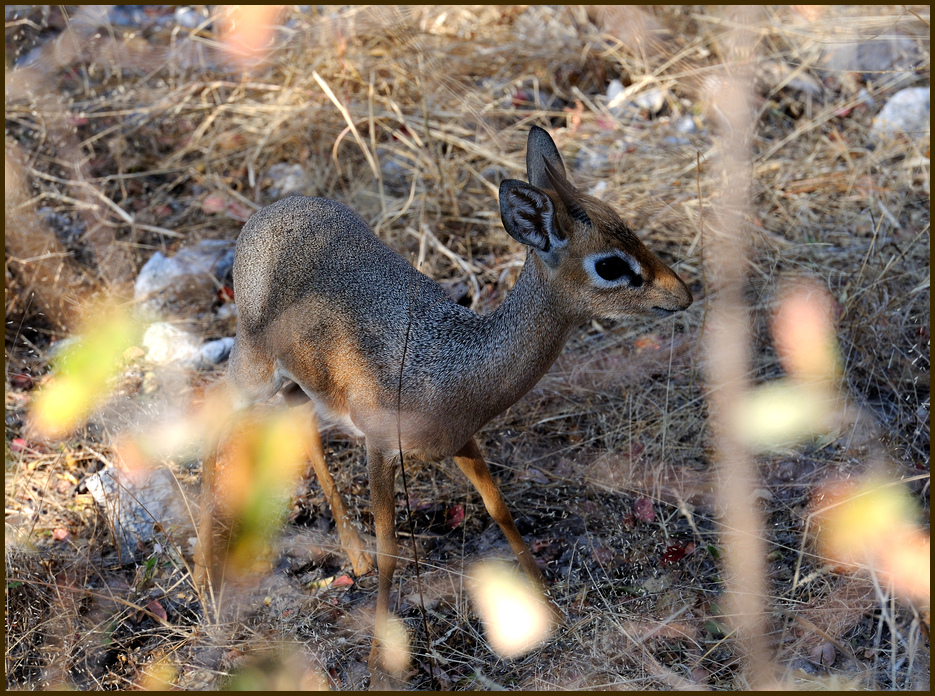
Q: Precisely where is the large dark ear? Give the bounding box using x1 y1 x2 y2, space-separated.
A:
499 179 562 255
526 125 566 190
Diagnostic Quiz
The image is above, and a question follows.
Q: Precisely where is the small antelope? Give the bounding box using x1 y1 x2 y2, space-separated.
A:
196 126 691 685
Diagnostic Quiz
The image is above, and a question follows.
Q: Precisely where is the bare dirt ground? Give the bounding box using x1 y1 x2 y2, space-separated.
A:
5 6 929 690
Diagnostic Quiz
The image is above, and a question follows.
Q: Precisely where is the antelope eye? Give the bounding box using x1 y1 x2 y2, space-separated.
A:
594 255 643 287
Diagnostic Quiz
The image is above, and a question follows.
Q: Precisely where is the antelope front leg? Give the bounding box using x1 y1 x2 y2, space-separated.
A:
453 438 548 592
365 446 403 689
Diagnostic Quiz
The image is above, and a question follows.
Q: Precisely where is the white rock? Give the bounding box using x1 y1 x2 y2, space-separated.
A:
199 337 235 366
143 322 201 365
134 240 234 319
86 466 187 562
823 36 922 76
142 323 234 369
262 163 311 200
674 115 700 135
175 6 207 29
606 79 625 102
588 181 608 198
871 87 930 141
633 87 667 115
216 303 238 321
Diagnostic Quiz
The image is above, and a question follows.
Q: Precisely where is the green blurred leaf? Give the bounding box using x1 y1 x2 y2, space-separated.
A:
31 306 139 438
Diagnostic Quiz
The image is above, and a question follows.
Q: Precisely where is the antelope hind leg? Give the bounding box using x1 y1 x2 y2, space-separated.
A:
301 404 373 576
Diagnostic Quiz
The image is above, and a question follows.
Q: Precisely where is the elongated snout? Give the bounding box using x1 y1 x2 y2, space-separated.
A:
650 264 693 315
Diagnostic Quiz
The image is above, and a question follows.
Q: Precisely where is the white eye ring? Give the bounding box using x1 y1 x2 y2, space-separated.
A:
584 252 643 289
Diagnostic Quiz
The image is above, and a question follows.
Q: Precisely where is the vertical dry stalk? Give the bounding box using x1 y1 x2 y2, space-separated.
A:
5 140 91 333
703 7 776 688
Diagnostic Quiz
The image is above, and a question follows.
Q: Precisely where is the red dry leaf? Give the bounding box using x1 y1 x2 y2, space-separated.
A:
10 373 33 390
446 504 465 530
51 528 70 541
332 574 354 588
201 194 228 214
591 545 615 564
660 541 693 566
146 599 168 623
225 199 253 222
511 89 533 107
202 194 253 222
634 497 656 523
633 334 662 352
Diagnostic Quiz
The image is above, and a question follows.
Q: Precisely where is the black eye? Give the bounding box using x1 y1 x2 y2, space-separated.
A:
594 256 643 286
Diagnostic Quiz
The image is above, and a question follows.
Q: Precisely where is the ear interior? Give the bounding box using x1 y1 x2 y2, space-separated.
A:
544 159 592 227
526 126 566 190
499 179 557 252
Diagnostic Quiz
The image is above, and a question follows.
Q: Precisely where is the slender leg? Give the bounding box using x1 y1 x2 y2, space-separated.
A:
301 405 373 576
194 431 226 626
453 437 548 592
193 442 216 590
193 380 236 594
365 445 402 689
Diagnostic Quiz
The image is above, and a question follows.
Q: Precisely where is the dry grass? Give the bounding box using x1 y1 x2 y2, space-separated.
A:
5 5 929 690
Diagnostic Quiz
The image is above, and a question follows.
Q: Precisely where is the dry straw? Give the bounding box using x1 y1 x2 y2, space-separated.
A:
5 5 929 690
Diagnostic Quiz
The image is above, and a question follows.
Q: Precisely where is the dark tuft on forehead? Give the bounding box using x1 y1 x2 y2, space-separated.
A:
578 196 640 243
608 221 640 244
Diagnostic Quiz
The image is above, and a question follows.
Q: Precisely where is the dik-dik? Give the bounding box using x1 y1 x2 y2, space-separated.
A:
196 126 691 685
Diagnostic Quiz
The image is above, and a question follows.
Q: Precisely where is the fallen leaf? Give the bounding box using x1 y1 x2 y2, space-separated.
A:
446 504 465 530
10 373 33 390
201 194 229 214
123 346 145 361
519 467 549 485
634 497 656 523
332 574 354 587
225 199 253 222
809 642 836 667
634 334 662 352
52 528 70 541
147 599 168 623
591 545 615 564
660 542 688 566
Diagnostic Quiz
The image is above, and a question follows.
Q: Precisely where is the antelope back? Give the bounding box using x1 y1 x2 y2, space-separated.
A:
499 126 692 321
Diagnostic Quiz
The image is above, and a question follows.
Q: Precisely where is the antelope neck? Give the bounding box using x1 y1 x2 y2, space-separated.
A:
469 252 577 415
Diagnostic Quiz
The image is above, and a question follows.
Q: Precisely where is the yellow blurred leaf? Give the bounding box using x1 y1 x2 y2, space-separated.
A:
136 652 177 691
733 380 838 451
818 478 920 564
374 614 410 679
816 476 930 603
468 561 554 658
221 408 314 575
31 305 139 438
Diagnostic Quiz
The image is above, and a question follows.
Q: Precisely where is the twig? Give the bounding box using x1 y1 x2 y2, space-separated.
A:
313 70 380 179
